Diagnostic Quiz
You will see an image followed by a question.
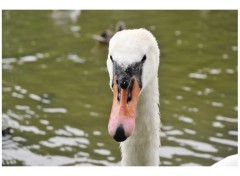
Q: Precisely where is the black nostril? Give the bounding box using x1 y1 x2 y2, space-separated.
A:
117 92 120 102
127 92 132 103
120 80 129 89
127 78 134 103
113 124 127 142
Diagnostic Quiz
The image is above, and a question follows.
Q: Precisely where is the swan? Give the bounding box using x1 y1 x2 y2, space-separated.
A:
106 28 160 166
212 154 238 166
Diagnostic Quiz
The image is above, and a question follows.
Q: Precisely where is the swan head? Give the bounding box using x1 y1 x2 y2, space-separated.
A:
106 28 160 142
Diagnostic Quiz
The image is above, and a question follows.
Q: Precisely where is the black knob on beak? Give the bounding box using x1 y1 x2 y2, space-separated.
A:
113 124 127 142
120 79 129 89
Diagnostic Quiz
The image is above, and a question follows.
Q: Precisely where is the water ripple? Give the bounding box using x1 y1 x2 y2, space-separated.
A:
94 149 111 156
65 125 85 136
40 136 89 148
20 125 46 135
168 137 218 152
67 54 85 64
3 146 117 166
159 146 220 162
216 115 237 123
43 108 67 113
18 55 38 64
178 115 194 124
209 137 238 147
189 73 207 79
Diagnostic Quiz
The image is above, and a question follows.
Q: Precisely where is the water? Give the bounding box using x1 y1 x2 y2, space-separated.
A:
2 10 238 166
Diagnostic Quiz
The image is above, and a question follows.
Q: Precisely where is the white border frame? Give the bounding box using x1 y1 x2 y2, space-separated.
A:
1 1 239 176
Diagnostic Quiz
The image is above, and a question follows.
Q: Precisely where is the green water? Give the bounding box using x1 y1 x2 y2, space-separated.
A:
2 10 238 166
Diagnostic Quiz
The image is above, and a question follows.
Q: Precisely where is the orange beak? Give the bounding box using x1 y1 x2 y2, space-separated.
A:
108 76 141 142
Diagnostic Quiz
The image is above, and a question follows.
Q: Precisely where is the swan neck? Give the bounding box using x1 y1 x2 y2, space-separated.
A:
120 75 160 166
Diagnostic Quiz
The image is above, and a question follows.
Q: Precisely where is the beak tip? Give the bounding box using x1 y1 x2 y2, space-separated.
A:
113 124 128 142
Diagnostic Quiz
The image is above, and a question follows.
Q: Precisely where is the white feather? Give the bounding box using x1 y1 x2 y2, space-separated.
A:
212 154 238 166
107 28 160 166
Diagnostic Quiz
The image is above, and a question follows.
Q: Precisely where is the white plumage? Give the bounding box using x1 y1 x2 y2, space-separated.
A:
212 154 238 166
107 29 160 166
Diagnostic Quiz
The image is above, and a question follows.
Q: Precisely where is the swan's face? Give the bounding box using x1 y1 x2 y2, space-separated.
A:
107 29 160 142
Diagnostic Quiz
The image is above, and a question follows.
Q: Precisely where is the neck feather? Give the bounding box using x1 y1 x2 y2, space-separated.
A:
120 76 160 166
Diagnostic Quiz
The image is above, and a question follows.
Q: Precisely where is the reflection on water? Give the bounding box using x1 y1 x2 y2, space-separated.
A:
2 10 237 166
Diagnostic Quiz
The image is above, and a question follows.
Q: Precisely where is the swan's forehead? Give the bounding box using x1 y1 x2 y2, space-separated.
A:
109 29 151 66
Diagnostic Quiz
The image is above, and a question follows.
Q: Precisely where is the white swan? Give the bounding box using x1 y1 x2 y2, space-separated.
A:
212 154 238 166
106 28 160 166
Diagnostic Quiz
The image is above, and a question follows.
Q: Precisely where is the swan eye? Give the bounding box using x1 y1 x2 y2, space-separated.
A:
110 55 114 62
141 55 146 63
